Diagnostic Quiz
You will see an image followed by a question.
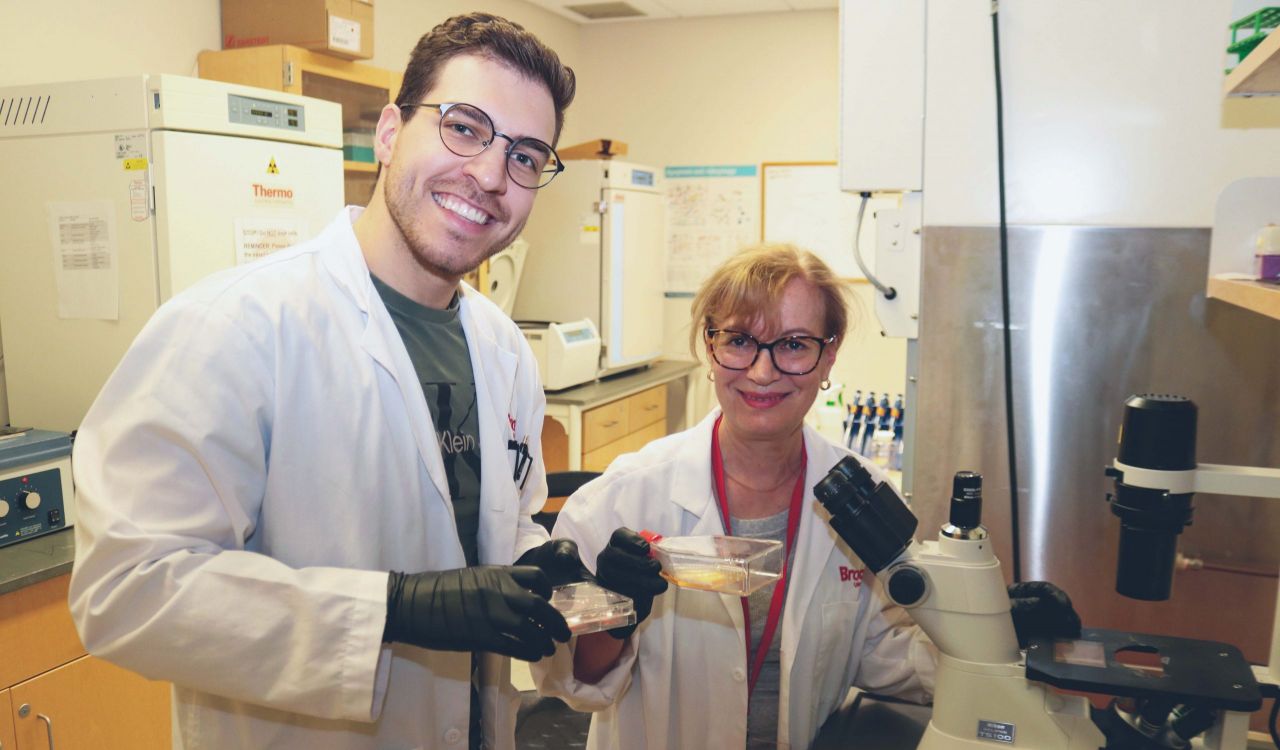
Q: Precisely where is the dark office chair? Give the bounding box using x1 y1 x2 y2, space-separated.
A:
531 471 601 532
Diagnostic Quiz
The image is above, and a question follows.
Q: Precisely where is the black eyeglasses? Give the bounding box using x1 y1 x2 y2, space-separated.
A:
706 328 836 376
400 102 564 189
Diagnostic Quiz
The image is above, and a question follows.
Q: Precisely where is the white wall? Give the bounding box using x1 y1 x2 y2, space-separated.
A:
924 0 1280 227
0 1 221 85
575 12 909 404
0 2 580 100
368 0 584 142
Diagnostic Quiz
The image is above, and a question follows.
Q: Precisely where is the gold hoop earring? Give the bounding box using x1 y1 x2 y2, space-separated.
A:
706 370 716 383
821 378 832 390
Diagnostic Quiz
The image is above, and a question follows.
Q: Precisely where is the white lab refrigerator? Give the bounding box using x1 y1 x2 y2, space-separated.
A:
0 75 344 432
514 159 665 377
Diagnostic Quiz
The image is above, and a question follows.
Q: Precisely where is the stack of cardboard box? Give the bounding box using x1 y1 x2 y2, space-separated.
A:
221 0 375 60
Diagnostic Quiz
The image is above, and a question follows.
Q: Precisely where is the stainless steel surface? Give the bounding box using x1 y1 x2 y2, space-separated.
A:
913 226 1280 656
543 360 697 408
0 527 74 595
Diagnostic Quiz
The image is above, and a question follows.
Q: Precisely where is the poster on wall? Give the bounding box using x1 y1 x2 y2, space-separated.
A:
664 165 759 295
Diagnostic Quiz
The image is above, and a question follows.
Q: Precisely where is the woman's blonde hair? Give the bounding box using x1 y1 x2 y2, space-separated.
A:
688 243 853 357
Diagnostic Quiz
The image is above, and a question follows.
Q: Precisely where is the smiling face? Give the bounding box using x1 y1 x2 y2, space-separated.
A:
378 54 555 280
709 278 838 445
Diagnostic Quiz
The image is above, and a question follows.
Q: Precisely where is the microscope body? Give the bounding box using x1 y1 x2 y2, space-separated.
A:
815 459 1104 749
884 536 1102 749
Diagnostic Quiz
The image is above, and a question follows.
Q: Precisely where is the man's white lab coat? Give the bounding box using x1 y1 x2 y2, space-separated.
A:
69 208 550 749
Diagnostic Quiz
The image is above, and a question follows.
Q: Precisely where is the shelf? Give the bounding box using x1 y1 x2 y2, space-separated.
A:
1224 26 1280 96
344 160 378 173
1206 275 1280 321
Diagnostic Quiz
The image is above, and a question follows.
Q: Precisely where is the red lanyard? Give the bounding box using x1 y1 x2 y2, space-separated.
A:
710 415 806 698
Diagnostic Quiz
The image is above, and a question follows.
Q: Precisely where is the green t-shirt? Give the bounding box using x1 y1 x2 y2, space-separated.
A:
371 274 482 568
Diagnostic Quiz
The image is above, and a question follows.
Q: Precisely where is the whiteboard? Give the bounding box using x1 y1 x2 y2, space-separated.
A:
761 162 898 280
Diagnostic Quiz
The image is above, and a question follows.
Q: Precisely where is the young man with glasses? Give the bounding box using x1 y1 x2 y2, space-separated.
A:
69 13 601 750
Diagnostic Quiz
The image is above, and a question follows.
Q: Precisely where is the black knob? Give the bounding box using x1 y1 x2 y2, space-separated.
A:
886 565 928 606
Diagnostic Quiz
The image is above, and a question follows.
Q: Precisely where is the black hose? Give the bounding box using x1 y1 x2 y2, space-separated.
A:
991 4 1022 581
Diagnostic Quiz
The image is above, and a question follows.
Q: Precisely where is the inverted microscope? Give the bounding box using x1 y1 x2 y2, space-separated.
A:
813 394 1277 749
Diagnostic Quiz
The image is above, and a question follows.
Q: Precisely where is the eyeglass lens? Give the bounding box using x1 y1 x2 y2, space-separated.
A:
709 330 824 375
438 104 561 188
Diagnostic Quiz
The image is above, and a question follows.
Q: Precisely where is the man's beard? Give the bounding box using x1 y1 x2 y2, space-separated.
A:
384 167 524 279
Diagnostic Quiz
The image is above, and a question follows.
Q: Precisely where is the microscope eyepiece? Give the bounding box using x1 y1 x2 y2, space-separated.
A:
949 471 983 530
814 456 917 573
1117 394 1197 471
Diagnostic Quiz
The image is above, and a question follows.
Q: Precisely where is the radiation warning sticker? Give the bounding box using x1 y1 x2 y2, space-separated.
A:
267 157 279 175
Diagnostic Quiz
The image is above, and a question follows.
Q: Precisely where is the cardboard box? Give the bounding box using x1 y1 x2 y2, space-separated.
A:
222 0 374 60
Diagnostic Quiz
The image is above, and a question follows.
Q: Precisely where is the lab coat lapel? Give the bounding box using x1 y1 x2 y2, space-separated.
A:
670 410 749 645
321 206 453 509
360 307 453 505
459 290 520 561
779 427 843 739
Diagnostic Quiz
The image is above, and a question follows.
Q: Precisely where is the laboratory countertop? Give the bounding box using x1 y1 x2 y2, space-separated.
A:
0 527 75 596
544 360 698 408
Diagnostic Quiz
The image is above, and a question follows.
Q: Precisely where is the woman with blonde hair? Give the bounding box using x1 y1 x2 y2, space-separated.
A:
532 243 937 748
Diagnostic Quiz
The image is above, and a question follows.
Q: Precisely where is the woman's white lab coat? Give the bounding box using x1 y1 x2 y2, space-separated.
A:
532 412 937 750
68 208 551 750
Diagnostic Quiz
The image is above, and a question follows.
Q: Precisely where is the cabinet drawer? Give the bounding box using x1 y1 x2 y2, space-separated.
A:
0 575 85 688
0 688 15 750
581 420 669 473
581 441 623 473
12 655 170 750
627 385 667 430
582 400 628 454
624 421 667 454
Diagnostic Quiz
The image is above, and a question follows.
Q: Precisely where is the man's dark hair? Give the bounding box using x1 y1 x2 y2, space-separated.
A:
396 13 576 144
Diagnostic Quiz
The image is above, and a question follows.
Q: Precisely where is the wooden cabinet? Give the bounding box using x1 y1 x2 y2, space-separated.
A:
1 689 16 750
580 384 668 473
11 656 169 750
0 576 169 750
197 44 401 207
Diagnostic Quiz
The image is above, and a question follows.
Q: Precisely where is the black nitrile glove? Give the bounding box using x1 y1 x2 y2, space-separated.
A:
516 538 594 588
1007 580 1083 648
595 527 669 639
384 566 571 662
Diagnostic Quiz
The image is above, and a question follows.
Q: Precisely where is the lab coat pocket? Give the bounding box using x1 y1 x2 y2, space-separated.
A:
817 600 858 667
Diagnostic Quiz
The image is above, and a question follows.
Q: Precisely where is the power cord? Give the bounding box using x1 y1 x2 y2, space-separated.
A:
991 2 1022 582
852 192 897 300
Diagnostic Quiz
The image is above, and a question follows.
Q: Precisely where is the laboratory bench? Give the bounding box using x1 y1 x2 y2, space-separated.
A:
0 529 170 748
541 360 701 493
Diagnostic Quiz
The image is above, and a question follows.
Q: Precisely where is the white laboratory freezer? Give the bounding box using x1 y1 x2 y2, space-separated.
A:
514 159 665 377
0 75 344 432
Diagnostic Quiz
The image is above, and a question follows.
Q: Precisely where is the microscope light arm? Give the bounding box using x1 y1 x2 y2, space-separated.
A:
1111 460 1280 500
